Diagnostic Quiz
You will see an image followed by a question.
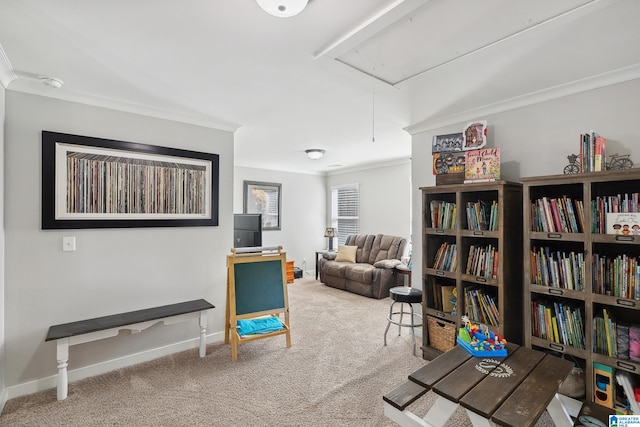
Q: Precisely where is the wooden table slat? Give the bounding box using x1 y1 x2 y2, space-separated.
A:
409 345 471 389
459 345 542 418
383 380 428 411
491 354 574 427
434 342 520 404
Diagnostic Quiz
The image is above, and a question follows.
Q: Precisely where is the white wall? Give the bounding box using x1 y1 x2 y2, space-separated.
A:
4 91 234 398
411 78 640 289
326 160 412 244
0 84 6 410
234 166 326 273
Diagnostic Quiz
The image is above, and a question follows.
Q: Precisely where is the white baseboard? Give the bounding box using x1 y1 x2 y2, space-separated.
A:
6 331 225 401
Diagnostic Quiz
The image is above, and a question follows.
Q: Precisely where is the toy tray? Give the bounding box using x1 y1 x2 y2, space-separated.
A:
457 336 508 358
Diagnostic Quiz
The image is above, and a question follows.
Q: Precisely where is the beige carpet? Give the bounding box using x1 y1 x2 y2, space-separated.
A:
0 277 555 426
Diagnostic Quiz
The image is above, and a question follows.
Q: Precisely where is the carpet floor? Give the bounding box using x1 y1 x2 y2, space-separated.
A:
0 276 556 426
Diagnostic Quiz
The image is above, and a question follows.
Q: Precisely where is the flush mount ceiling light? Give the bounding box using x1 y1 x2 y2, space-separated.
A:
305 149 325 160
256 0 309 18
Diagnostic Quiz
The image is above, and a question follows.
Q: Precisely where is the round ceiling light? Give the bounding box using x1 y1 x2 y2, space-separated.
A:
256 0 309 18
305 149 325 160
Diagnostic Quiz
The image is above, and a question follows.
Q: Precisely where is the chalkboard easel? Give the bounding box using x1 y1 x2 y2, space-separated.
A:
225 246 291 360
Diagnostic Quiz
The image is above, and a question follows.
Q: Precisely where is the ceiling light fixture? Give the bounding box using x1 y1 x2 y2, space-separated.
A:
305 149 325 160
256 0 308 18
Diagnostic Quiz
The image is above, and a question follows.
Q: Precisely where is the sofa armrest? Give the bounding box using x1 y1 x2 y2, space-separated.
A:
322 251 337 260
373 259 403 269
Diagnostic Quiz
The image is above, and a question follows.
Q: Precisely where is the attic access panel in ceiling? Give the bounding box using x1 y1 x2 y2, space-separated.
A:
334 0 594 86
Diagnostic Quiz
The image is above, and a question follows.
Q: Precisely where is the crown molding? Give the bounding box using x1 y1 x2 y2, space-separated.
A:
405 63 640 135
0 44 17 89
8 84 240 132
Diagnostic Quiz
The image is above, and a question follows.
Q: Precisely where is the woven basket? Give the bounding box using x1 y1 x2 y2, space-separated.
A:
427 316 456 352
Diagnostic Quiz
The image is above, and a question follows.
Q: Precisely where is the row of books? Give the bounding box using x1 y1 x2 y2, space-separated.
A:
432 242 457 272
579 131 607 173
593 254 640 299
529 246 586 291
591 194 640 234
592 309 640 365
465 200 498 231
465 244 498 278
529 196 585 233
430 283 456 313
465 287 499 327
593 308 619 358
532 299 586 349
429 200 456 229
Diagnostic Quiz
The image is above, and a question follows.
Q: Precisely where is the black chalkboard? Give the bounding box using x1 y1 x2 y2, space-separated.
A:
233 260 285 315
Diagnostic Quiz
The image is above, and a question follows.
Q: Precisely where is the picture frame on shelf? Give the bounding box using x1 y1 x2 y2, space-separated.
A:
41 131 220 229
243 180 282 230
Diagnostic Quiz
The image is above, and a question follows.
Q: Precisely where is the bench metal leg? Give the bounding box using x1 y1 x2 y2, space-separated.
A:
56 339 70 400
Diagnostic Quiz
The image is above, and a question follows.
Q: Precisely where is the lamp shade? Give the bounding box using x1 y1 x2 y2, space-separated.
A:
324 227 336 237
256 0 308 18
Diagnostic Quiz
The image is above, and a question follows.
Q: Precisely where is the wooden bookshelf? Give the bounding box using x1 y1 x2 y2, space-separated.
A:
420 181 523 360
523 168 640 406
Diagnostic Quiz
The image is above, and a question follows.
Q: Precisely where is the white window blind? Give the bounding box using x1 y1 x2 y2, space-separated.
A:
331 184 359 245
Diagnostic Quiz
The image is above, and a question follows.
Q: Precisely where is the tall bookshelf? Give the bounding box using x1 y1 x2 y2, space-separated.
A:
523 169 640 407
420 181 523 360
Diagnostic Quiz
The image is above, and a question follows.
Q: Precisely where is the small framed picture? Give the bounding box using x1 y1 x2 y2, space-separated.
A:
243 181 282 230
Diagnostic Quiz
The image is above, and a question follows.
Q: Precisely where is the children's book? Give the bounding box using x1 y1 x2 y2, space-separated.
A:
433 152 465 175
606 212 640 235
432 132 463 153
464 147 500 183
462 121 487 150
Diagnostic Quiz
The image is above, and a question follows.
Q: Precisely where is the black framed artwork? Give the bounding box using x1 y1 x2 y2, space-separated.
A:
42 131 219 229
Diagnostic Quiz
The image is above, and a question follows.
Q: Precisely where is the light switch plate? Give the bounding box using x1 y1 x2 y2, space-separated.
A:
63 236 76 252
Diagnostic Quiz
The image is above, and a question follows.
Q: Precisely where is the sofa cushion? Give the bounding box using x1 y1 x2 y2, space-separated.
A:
335 245 357 263
370 234 406 264
345 263 375 283
323 260 349 277
345 235 375 263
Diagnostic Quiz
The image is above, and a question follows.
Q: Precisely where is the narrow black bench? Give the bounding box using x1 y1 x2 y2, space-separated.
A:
45 299 214 400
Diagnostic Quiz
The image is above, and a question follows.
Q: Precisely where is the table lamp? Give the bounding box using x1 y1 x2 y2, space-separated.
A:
324 227 336 251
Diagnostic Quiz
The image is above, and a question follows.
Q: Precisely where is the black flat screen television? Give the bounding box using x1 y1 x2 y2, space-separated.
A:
233 213 263 248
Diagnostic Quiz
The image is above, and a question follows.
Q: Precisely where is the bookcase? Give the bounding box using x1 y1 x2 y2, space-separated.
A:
523 169 640 407
420 181 523 360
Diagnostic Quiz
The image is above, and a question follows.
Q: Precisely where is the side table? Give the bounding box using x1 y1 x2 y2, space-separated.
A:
315 251 336 280
395 264 412 287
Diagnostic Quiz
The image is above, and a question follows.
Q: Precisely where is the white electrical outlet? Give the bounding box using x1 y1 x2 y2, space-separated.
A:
62 236 76 252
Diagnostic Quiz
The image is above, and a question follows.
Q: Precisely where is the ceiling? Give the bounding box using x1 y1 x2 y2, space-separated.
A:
1 0 639 174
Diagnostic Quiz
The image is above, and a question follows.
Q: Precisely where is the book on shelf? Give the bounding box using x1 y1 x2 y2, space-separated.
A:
432 152 465 175
605 212 640 235
441 285 456 313
579 131 606 172
464 147 500 183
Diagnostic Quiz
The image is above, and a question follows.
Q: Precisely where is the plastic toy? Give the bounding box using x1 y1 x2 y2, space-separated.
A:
457 315 508 357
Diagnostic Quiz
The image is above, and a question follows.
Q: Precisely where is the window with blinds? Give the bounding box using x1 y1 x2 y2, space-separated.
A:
331 184 359 245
